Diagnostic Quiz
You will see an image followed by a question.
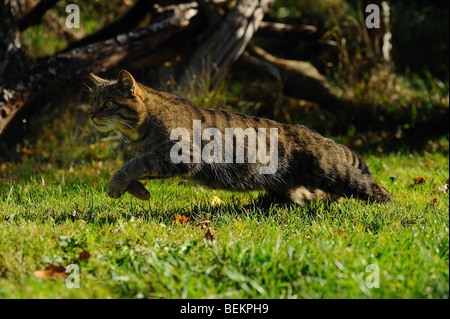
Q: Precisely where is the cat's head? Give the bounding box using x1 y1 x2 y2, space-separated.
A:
88 70 146 141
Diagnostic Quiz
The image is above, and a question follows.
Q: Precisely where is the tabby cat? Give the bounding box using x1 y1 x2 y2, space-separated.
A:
88 70 392 204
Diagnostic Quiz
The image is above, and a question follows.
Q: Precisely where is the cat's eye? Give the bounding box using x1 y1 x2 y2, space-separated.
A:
105 101 114 107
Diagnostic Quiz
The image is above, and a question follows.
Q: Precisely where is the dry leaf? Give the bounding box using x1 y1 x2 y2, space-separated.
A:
413 177 429 184
205 228 215 242
33 265 67 281
332 230 346 236
78 250 91 261
428 198 437 206
171 213 191 225
210 196 224 206
200 220 211 230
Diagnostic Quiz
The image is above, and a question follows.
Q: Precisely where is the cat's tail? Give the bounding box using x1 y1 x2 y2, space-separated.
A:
337 143 373 177
362 178 393 202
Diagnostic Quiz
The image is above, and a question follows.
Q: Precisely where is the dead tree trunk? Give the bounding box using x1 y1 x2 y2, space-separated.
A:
177 0 275 92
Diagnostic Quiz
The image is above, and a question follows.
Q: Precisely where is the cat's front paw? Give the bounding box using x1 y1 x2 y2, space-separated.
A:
127 181 150 200
108 172 130 199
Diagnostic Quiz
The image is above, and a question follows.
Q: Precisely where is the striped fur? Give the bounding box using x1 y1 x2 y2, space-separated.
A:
88 70 393 204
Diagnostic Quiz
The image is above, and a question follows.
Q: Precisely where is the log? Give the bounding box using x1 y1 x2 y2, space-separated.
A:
0 7 203 135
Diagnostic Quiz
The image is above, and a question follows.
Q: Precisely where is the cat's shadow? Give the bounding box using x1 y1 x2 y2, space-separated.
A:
61 191 337 226
162 191 336 224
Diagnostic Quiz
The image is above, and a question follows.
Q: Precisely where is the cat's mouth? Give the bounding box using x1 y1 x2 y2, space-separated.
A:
91 118 139 141
91 119 114 132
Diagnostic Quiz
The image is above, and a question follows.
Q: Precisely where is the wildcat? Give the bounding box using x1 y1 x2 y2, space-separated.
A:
88 70 392 204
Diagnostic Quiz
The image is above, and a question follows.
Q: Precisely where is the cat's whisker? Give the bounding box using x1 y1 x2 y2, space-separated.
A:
115 130 124 141
117 119 136 131
113 128 128 143
82 81 94 93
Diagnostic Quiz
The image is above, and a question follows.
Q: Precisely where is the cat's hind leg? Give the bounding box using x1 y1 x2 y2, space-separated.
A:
268 186 338 205
286 186 340 205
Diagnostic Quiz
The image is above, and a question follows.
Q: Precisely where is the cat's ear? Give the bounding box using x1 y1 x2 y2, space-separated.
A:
89 73 110 87
117 70 142 98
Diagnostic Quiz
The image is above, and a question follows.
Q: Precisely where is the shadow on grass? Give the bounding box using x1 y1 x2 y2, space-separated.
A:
4 191 333 226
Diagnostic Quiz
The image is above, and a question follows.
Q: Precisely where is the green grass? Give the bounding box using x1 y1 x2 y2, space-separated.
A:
0 144 448 298
0 51 448 300
4 0 447 299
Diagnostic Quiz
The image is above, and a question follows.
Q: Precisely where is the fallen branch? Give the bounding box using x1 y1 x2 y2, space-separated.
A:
63 0 153 52
256 21 320 40
245 43 342 108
